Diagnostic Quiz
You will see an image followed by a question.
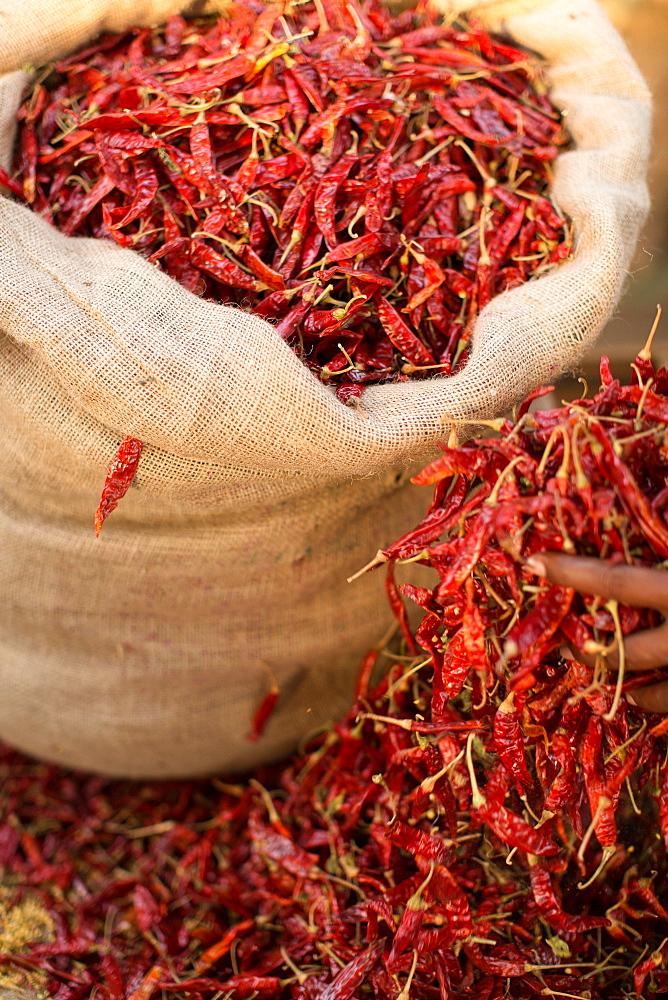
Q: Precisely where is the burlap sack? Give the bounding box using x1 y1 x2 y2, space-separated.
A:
0 0 650 777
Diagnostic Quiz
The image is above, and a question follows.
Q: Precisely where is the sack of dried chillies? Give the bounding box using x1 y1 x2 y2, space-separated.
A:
0 0 650 777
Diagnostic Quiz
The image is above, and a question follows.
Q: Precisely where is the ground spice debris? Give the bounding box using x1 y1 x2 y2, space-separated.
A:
2 348 668 996
3 0 572 530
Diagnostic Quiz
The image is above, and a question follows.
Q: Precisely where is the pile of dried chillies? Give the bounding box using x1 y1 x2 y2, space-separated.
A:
2 0 572 531
3 345 668 997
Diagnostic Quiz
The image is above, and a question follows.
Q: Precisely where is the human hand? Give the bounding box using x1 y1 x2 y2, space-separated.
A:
525 552 668 713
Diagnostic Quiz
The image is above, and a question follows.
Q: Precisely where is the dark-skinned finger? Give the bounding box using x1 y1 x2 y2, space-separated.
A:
525 552 668 613
559 643 598 670
560 644 668 712
627 678 668 714
561 622 668 674
617 620 668 672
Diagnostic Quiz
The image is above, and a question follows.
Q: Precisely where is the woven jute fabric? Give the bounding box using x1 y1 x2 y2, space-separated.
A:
0 0 651 777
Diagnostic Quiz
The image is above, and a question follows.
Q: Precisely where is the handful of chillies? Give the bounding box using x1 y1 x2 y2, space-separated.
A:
3 346 668 998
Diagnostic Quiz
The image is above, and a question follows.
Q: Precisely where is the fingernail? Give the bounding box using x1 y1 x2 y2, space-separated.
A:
626 693 638 707
525 556 547 577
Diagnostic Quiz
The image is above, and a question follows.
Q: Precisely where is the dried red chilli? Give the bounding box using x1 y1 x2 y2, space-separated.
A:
492 691 532 793
4 0 571 530
94 435 143 535
248 683 280 742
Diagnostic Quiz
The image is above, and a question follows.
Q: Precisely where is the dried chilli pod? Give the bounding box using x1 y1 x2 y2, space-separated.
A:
493 692 532 792
94 436 143 536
